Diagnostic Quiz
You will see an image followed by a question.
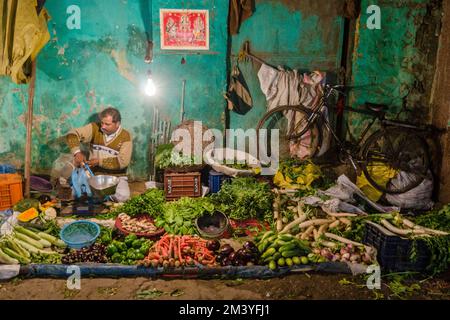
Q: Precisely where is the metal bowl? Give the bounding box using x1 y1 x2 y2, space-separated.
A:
88 175 119 197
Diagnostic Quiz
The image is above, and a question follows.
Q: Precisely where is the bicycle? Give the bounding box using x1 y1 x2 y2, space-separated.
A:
256 84 434 194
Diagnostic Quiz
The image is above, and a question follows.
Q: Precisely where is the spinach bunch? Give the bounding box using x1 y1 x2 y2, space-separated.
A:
113 189 165 218
154 143 200 169
211 177 274 222
155 197 215 235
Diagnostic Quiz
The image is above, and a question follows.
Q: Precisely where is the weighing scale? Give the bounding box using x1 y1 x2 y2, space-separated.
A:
59 196 108 217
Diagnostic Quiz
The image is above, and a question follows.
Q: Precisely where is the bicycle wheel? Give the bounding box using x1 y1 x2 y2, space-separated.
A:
256 105 322 160
361 127 430 194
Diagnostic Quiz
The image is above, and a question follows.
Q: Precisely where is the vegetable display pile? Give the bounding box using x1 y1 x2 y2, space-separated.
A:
62 243 107 264
155 197 215 235
113 189 165 217
140 234 216 268
0 225 65 265
254 231 311 269
117 213 159 234
215 241 259 266
154 144 200 169
107 234 153 265
413 205 450 232
211 177 274 222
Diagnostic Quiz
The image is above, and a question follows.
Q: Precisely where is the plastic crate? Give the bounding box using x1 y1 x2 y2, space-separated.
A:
363 221 430 272
0 164 16 174
208 170 231 193
0 174 23 210
164 171 201 200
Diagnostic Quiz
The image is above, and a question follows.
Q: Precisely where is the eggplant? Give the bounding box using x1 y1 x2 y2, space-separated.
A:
206 239 221 252
221 257 231 266
215 253 228 263
228 251 237 262
243 241 257 251
219 244 234 256
241 250 255 263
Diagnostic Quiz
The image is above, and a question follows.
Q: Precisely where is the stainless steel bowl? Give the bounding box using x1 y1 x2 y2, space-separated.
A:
88 175 119 197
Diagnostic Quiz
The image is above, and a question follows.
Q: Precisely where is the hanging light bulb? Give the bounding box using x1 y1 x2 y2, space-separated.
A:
145 70 156 96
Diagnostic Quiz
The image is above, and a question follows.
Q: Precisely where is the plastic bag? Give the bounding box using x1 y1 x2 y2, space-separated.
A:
71 168 92 198
385 171 434 210
357 163 397 202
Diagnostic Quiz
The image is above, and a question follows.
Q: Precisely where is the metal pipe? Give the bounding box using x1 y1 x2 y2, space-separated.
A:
180 79 186 123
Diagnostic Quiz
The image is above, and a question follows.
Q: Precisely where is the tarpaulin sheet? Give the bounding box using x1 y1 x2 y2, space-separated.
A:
18 262 354 279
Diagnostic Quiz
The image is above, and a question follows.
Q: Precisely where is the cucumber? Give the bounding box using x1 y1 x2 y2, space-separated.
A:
259 235 278 253
261 247 276 259
279 243 297 252
281 250 303 258
260 231 275 243
274 239 289 247
264 252 281 263
277 234 295 242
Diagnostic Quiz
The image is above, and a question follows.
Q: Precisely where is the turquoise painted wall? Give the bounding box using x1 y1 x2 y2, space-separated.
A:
349 0 438 134
0 0 228 180
229 0 346 131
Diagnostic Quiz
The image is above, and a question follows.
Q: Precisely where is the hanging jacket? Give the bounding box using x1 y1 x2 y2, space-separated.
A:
0 0 50 84
224 65 253 115
229 0 255 35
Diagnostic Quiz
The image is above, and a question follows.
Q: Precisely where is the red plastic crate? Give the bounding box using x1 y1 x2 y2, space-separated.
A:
164 171 201 200
0 174 23 210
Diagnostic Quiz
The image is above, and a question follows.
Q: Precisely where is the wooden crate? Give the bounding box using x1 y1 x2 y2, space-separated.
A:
164 171 201 200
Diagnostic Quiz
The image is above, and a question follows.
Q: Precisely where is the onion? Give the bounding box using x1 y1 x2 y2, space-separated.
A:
350 254 360 262
362 253 372 263
342 253 350 260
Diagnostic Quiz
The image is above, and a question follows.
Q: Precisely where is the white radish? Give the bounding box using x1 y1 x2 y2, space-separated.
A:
324 233 367 249
297 219 334 229
280 214 307 234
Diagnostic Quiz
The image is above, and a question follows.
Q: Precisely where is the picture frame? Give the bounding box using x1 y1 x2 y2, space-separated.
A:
160 9 209 50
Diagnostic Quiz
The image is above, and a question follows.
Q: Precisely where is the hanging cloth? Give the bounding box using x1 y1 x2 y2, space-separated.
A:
229 0 255 35
224 64 253 115
0 0 50 84
257 63 331 157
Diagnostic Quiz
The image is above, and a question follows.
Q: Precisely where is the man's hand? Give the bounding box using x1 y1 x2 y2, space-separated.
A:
86 158 99 168
74 152 86 167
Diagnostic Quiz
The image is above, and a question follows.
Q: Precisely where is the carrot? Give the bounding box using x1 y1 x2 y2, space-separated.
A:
178 238 184 263
202 252 215 259
168 237 174 259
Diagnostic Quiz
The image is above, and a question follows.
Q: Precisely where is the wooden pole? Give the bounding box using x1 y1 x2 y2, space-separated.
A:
24 59 37 198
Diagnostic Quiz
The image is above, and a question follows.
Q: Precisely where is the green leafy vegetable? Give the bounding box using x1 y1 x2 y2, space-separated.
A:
111 189 165 218
211 177 274 222
155 143 201 169
155 197 215 235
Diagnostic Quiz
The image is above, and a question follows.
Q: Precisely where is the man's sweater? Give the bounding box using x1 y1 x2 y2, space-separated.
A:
66 123 132 175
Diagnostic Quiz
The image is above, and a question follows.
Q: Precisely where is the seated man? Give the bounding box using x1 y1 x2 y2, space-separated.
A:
65 107 133 202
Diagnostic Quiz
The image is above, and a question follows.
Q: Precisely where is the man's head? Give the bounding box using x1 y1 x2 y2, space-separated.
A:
99 107 121 135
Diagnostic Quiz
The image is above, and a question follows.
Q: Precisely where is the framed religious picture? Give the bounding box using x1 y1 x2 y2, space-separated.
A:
160 9 209 50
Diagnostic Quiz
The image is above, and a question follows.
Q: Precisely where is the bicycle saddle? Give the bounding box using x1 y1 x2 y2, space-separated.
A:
364 102 388 113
